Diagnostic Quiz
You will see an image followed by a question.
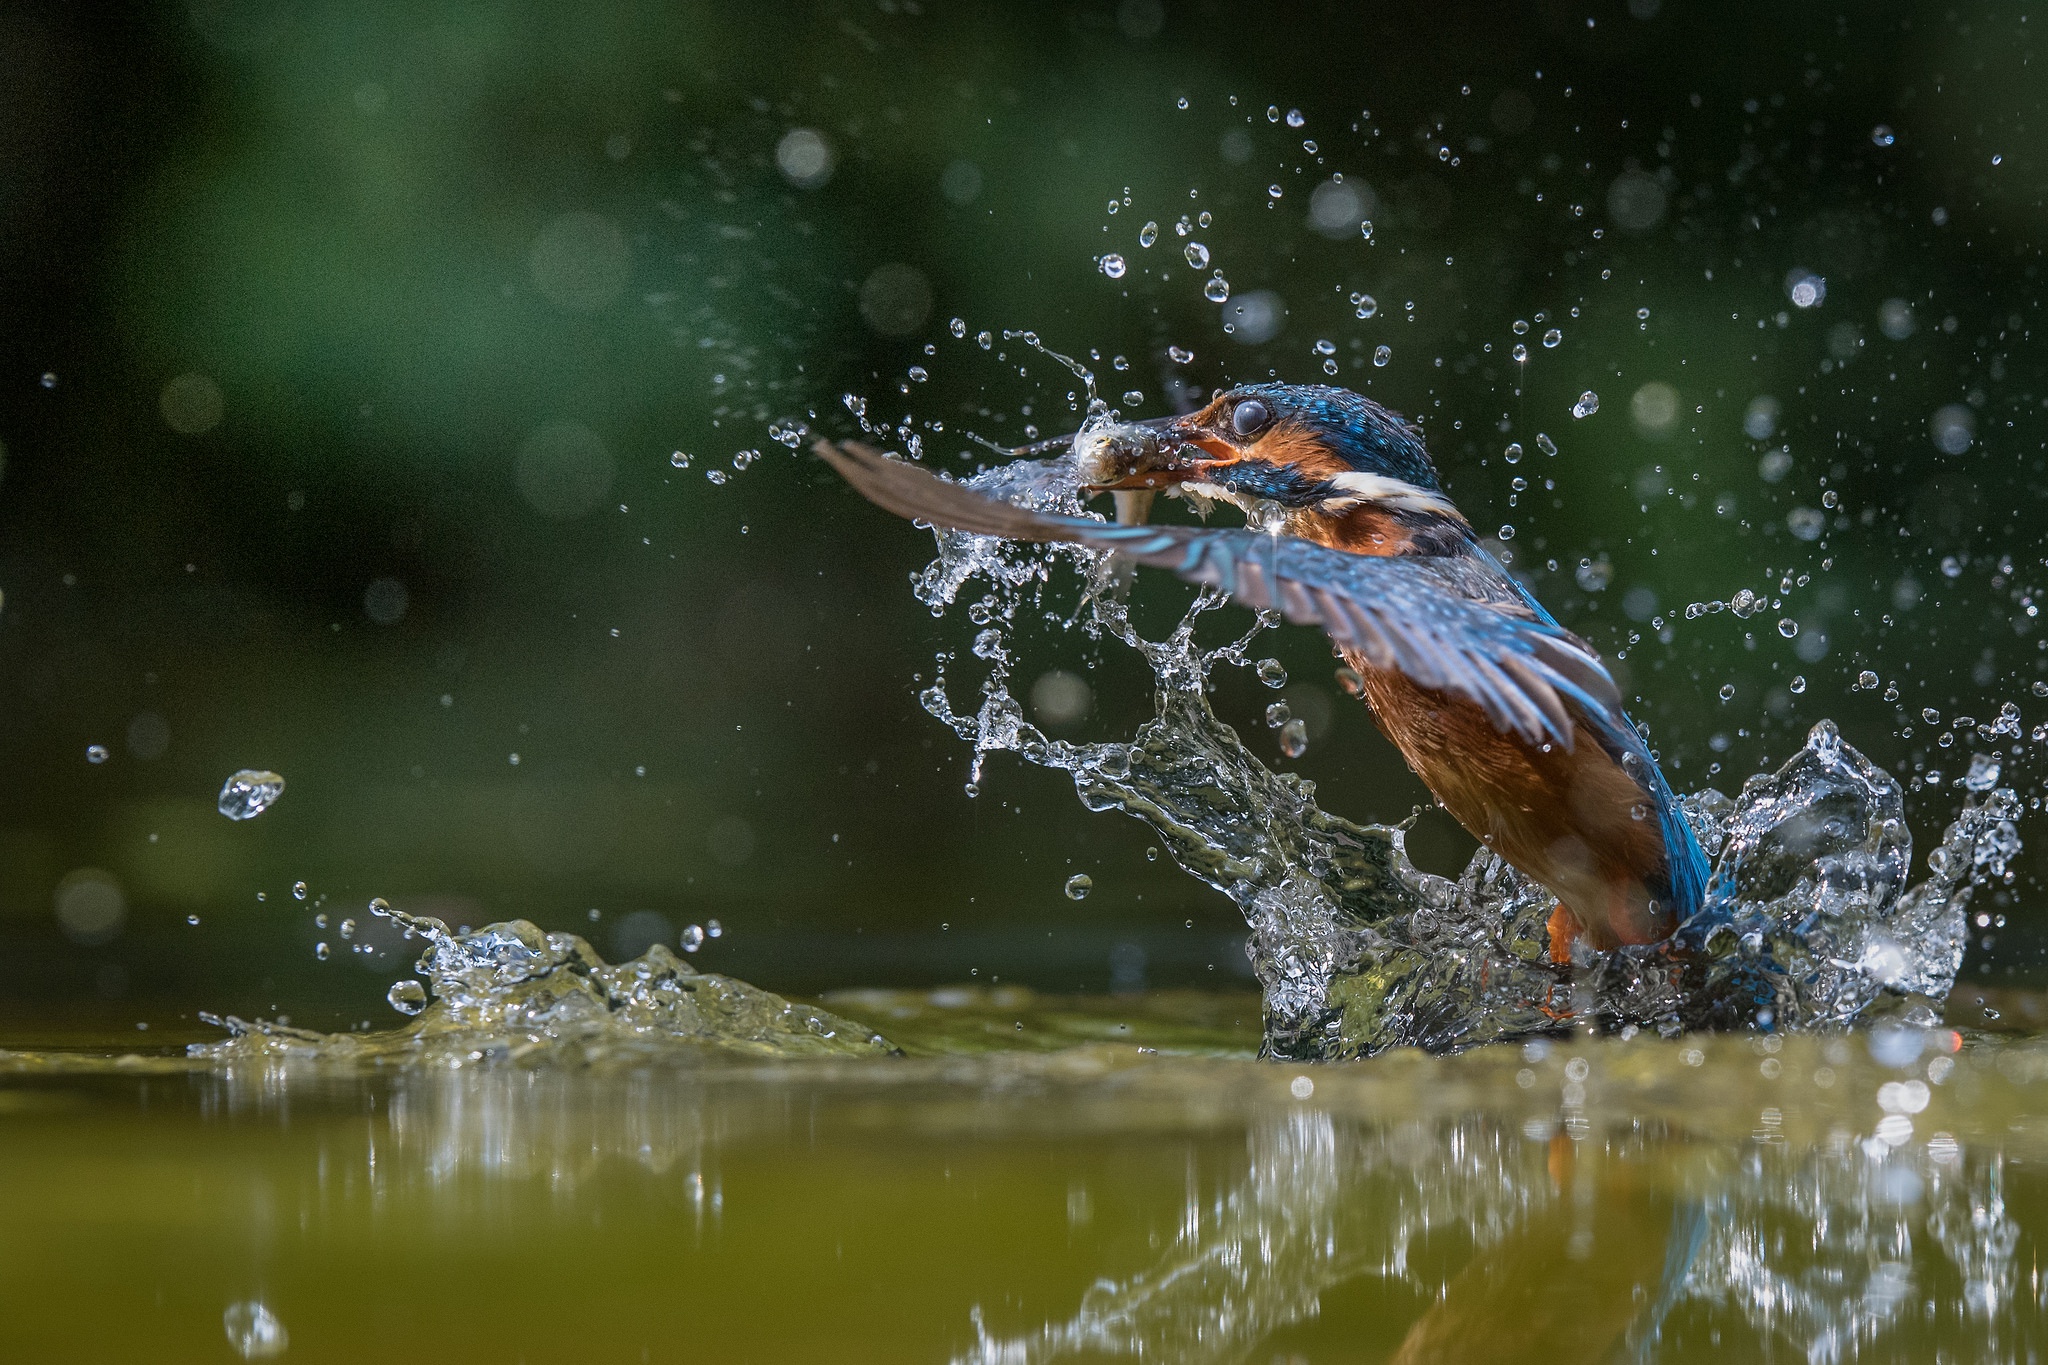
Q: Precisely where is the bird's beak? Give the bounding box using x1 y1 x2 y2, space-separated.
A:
1070 413 1235 524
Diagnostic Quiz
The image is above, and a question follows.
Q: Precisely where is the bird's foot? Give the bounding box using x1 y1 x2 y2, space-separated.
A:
1546 902 1581 966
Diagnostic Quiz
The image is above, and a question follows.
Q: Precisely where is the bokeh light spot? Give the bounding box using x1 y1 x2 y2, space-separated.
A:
859 263 933 335
1629 381 1679 437
160 372 224 435
363 577 409 625
1930 404 1976 455
1222 290 1285 344
515 420 615 519
1605 171 1667 231
54 868 125 946
1307 178 1377 239
775 128 834 189
528 211 629 312
1031 670 1092 726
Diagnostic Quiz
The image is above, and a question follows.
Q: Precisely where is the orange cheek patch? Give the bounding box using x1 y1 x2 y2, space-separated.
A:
1247 422 1354 482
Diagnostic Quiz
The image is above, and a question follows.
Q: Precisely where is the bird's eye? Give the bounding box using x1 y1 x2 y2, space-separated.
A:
1230 399 1272 437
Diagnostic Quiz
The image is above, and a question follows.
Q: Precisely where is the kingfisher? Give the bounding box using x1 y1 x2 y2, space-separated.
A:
818 382 1709 959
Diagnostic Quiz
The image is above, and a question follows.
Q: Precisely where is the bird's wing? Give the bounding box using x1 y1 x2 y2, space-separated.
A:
819 440 1625 751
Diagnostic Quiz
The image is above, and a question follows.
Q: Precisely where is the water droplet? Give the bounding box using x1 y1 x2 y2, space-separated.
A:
1359 219 1374 242
223 1301 288 1359
1285 108 1305 127
1497 524 1516 540
1313 338 1336 356
949 317 966 337
1372 345 1392 366
1064 873 1093 900
1100 253 1127 279
705 469 729 486
1145 846 1160 861
1512 319 1529 336
681 923 706 951
1350 292 1377 319
1719 683 1737 701
976 330 993 349
1787 271 1825 309
1923 707 1942 724
1121 390 1144 407
707 918 723 938
1184 241 1210 269
1278 718 1308 758
1571 390 1600 418
907 366 928 383
217 769 285 821
338 918 356 940
1858 670 1881 690
86 744 108 764
1267 184 1283 199
1139 221 1159 247
387 979 427 1015
1168 345 1193 363
39 372 55 389
1203 276 1231 302
1871 124 1896 147
1536 433 1558 457
1630 802 1654 821
291 881 308 900
1511 343 1528 363
1777 618 1800 638
314 941 331 960
1790 676 1807 694
670 450 691 468
1542 328 1562 348
1504 442 1523 463
1265 702 1292 728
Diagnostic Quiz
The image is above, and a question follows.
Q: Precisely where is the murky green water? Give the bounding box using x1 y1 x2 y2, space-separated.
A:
5 995 2043 1362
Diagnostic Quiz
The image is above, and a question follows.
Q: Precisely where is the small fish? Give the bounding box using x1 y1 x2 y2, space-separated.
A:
1070 416 1191 524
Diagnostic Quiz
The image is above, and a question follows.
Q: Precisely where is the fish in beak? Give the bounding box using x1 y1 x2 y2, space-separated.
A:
1065 414 1224 525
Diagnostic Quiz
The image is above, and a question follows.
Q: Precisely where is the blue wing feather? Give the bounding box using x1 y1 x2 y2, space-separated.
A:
820 440 1711 918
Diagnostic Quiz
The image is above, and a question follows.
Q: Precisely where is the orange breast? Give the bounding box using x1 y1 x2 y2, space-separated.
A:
1349 656 1673 950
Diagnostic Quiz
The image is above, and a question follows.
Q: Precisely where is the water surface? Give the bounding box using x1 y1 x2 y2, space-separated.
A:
3 994 2042 1362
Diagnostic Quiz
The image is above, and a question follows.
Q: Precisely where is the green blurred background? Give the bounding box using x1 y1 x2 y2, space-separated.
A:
4 0 2046 1030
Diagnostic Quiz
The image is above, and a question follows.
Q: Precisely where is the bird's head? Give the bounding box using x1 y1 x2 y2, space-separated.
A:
1077 383 1468 554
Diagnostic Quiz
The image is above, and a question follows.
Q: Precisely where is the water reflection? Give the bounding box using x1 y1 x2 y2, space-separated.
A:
164 1034 2047 1361
958 1114 2025 1363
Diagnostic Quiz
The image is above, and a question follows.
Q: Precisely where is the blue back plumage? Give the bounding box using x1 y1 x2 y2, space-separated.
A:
1233 383 1442 490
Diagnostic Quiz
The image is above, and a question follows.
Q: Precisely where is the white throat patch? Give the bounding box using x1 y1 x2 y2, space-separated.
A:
1315 471 1461 519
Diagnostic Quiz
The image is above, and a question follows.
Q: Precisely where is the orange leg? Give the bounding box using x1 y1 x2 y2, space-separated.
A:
1546 902 1582 965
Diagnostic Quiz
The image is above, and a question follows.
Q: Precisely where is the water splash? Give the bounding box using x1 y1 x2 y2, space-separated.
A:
909 444 2014 1058
194 901 896 1065
217 769 285 820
